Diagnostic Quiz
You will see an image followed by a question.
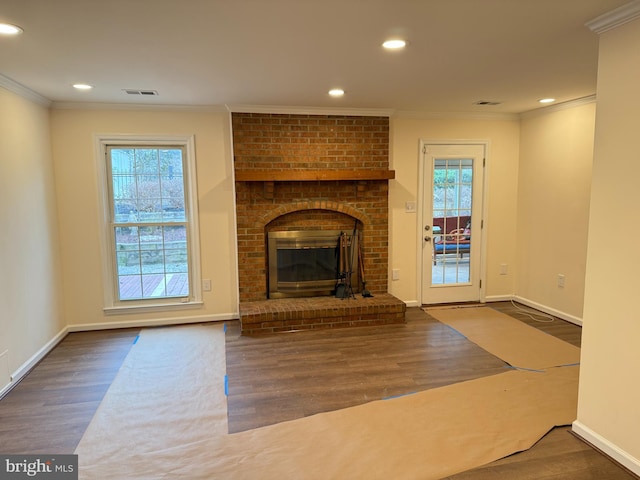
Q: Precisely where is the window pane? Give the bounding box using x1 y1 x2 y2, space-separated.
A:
136 149 160 174
115 225 141 276
113 175 138 222
161 177 185 222
160 149 185 222
111 149 135 174
109 145 190 302
136 175 162 218
432 157 473 286
119 275 142 299
163 225 188 273
109 147 187 224
113 223 190 300
141 274 163 297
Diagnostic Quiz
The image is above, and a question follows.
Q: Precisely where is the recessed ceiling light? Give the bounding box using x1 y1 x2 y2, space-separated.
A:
73 84 93 90
539 98 555 104
382 39 406 50
0 23 23 35
329 89 345 97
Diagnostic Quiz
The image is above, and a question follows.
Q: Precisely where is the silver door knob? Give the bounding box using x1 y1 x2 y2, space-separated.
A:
424 236 431 242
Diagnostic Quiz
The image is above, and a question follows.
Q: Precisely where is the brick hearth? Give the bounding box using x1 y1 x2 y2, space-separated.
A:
239 294 406 336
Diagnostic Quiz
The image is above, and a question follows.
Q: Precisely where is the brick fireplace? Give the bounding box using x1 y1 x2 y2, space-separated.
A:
232 112 406 334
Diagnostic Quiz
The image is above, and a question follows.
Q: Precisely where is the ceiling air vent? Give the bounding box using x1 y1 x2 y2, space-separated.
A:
474 100 501 106
123 89 159 96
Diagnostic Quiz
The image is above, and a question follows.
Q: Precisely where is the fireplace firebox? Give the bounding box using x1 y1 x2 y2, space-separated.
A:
267 230 359 299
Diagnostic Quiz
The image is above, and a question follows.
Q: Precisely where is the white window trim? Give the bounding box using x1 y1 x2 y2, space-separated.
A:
94 134 202 313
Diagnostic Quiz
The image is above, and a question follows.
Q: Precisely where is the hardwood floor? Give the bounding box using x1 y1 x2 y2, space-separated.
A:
225 307 509 433
225 300 583 433
226 303 636 479
487 301 582 348
0 328 139 454
0 302 636 479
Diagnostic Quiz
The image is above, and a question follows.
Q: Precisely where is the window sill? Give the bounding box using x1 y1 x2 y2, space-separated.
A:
104 300 204 315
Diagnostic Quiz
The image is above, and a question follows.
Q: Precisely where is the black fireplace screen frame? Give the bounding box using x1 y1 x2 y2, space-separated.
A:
267 230 359 299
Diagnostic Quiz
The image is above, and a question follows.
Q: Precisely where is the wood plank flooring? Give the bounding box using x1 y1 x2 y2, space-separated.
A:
0 302 636 479
225 302 636 479
0 328 139 454
225 307 509 433
225 300 581 433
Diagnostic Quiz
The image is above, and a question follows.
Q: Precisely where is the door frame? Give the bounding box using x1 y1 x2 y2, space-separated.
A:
416 139 490 305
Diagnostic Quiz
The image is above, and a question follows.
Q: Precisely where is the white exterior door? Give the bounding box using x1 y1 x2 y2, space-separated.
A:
421 143 485 304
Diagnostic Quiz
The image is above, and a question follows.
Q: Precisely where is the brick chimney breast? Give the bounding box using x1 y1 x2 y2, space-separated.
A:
232 113 390 303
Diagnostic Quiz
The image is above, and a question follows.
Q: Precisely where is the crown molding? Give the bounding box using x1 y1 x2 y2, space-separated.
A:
226 104 395 117
520 95 597 119
586 0 640 34
51 101 228 112
0 74 51 107
392 110 520 121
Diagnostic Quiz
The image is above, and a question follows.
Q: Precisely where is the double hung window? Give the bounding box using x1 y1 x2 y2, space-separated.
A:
97 136 201 310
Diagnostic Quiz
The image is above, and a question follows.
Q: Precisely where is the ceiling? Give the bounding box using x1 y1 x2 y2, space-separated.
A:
0 0 630 114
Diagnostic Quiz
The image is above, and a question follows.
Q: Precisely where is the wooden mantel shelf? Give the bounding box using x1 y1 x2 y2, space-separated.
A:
235 169 395 182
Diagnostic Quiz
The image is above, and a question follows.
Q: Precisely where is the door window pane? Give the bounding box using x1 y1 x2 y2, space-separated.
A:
432 158 473 285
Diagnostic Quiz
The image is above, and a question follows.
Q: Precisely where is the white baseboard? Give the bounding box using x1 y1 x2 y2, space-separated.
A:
67 312 240 332
404 300 421 308
0 312 240 399
0 383 12 400
572 421 640 476
484 294 513 302
0 325 70 399
509 295 583 326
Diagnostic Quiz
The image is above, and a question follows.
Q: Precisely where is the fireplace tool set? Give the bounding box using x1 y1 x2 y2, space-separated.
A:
335 223 373 299
335 231 353 299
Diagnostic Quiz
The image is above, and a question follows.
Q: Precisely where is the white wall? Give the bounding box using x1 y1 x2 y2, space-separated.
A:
516 102 595 322
388 114 520 305
50 107 238 329
0 87 65 393
574 15 640 474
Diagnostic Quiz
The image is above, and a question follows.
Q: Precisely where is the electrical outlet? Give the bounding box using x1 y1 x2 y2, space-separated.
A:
392 269 400 281
557 274 565 288
499 264 508 275
203 279 212 291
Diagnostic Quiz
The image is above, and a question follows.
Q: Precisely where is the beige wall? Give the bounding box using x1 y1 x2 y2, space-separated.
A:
575 16 640 472
388 115 520 304
47 109 525 327
0 87 64 391
50 108 238 328
516 102 595 321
